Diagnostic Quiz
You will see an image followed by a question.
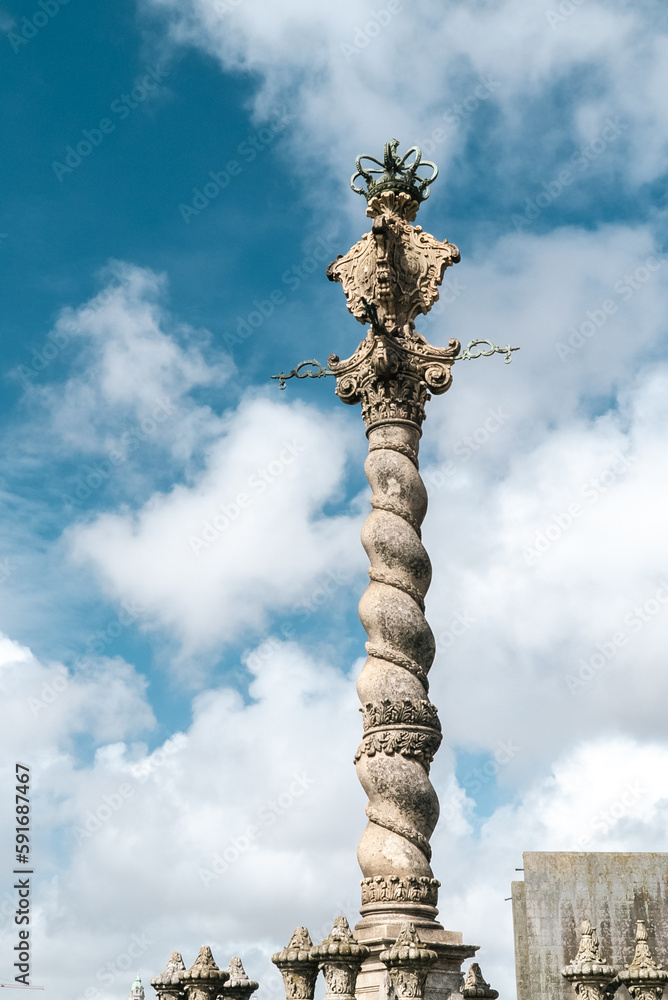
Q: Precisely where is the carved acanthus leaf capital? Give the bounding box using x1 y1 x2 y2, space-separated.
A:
328 330 460 431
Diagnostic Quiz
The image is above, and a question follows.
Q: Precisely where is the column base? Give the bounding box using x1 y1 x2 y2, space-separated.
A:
354 911 478 1000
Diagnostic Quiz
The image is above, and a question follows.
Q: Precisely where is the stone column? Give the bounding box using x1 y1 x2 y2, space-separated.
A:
326 141 478 1000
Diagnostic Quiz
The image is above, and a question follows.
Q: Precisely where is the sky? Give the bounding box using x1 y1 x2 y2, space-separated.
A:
1 0 668 998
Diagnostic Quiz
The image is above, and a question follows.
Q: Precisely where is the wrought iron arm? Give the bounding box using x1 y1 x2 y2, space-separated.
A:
271 359 334 390
456 338 520 364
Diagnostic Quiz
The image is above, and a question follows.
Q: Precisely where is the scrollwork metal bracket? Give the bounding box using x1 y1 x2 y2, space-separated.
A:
271 359 334 390
456 339 519 364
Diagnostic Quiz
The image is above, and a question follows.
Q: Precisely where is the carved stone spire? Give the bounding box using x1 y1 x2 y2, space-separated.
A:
151 952 186 1000
562 920 618 1000
379 921 438 1000
223 957 260 1000
311 916 369 1000
271 927 320 1000
461 963 499 999
181 946 229 1000
618 920 668 1000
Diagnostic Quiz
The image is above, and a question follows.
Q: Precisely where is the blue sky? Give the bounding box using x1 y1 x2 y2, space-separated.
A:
2 1 668 999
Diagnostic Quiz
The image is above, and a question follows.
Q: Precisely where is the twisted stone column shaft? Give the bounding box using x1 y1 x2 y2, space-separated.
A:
355 422 443 915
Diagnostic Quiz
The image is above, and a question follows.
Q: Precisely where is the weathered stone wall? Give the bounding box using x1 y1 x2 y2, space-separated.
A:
512 852 668 1000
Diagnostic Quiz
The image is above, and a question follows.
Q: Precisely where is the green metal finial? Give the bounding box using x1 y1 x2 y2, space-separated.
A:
351 139 438 203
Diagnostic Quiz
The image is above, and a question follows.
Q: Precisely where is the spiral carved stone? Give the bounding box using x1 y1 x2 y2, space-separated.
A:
354 420 443 902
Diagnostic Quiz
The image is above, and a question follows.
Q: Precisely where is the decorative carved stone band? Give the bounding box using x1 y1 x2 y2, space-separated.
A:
361 876 440 907
361 699 441 731
379 922 438 1000
354 729 442 771
461 963 499 999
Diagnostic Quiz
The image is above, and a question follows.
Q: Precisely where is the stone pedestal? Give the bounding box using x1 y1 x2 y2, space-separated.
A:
354 911 477 1000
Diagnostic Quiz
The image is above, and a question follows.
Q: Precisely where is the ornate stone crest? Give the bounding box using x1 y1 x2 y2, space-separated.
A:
461 963 499 999
379 922 438 1000
271 927 320 1000
562 920 618 1000
310 916 369 1000
618 921 668 1000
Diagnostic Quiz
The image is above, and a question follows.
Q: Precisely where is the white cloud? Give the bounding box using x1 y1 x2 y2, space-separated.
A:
5 4 668 993
140 0 668 196
4 628 668 1000
67 392 364 660
27 261 229 463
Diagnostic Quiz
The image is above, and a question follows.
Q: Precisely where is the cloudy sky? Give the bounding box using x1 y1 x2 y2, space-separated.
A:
1 0 668 997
